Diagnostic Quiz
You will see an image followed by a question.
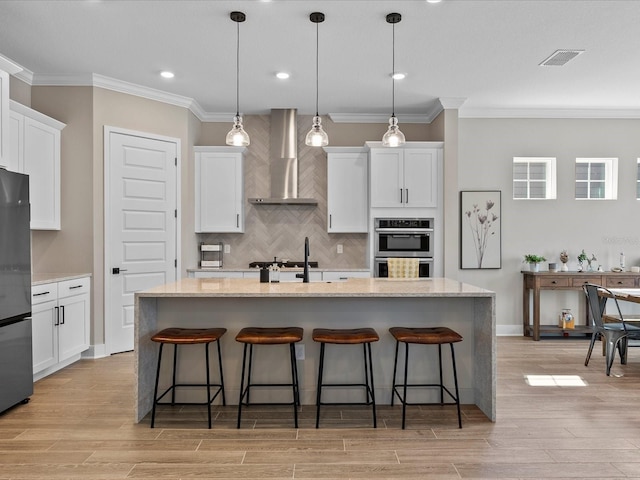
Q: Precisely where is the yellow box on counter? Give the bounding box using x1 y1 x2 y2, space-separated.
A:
559 309 574 329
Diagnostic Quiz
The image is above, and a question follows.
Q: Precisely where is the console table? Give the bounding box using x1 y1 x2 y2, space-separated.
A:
522 271 640 340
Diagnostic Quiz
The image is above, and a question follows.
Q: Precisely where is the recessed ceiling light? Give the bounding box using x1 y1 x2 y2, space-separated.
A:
276 72 290 80
391 72 406 80
160 71 175 79
427 0 442 4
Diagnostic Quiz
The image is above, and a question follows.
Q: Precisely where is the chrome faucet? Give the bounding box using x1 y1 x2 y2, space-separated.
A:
296 236 310 283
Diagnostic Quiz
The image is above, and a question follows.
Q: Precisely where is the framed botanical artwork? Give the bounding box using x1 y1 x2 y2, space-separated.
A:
460 190 501 269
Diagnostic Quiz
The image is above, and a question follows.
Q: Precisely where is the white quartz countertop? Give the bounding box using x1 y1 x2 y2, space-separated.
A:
187 267 370 273
137 277 494 298
32 273 92 285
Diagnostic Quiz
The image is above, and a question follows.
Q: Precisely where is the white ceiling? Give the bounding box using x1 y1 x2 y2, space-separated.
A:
1 0 640 121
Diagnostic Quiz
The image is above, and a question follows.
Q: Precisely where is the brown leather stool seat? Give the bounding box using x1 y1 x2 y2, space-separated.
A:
235 327 303 428
312 328 379 428
150 327 227 428
389 326 463 429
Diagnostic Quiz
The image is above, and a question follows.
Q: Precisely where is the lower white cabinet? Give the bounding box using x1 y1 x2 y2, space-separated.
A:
31 276 90 380
322 271 371 281
0 69 9 169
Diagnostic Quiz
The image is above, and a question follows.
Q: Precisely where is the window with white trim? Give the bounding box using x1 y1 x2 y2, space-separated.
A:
575 158 618 200
513 157 556 199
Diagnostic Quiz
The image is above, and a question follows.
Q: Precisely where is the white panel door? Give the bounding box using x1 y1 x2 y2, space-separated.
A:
107 131 177 354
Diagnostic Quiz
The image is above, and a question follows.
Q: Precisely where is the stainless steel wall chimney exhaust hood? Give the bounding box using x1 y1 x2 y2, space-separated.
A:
249 109 318 205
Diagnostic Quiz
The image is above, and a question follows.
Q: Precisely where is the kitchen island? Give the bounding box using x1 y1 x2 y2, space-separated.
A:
135 277 496 422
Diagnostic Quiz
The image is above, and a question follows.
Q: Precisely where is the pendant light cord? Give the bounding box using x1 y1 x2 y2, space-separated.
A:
315 20 319 117
391 20 395 117
235 20 240 117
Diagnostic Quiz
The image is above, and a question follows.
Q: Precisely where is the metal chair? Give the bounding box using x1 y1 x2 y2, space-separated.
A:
583 283 640 375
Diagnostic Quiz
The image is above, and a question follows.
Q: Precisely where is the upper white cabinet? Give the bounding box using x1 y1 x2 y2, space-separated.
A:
9 101 65 230
0 69 9 169
195 146 245 233
324 147 368 233
368 142 441 209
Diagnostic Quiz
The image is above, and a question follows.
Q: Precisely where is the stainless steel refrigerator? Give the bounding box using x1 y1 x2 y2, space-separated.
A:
0 168 33 413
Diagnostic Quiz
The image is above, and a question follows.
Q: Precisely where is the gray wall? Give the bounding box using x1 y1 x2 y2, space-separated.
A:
457 117 640 334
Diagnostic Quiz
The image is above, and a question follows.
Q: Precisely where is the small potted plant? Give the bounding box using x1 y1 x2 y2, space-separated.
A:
577 250 588 272
524 254 546 272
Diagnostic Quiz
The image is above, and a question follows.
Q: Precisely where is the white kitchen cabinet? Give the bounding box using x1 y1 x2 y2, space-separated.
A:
191 270 244 279
9 101 65 230
368 142 441 209
324 147 368 233
0 69 9 169
195 146 245 233
31 276 90 380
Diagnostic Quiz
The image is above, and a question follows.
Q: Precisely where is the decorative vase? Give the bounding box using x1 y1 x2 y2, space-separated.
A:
530 262 540 272
561 262 569 272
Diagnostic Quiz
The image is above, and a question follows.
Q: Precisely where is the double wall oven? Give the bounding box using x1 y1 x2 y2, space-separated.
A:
374 218 434 278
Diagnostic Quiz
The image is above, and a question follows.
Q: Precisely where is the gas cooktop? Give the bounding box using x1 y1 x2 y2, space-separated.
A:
249 261 318 269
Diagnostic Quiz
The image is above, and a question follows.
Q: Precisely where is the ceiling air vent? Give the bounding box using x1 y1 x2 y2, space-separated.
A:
539 49 584 67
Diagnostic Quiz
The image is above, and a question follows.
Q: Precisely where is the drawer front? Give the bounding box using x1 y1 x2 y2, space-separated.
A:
571 276 602 287
605 276 637 288
539 277 569 288
32 282 58 305
58 277 90 299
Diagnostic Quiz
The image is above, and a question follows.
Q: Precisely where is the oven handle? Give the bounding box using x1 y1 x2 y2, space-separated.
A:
375 257 433 264
374 228 433 234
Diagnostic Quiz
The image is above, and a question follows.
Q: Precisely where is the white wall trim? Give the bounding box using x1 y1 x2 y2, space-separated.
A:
459 106 640 119
497 324 524 336
81 343 108 359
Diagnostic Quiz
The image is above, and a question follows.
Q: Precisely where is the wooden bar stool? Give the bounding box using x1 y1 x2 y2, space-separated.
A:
235 326 304 428
150 327 227 429
312 327 379 428
389 326 462 429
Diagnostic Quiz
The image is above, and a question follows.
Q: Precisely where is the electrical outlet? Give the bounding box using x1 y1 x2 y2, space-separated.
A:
224 244 231 254
295 344 305 360
337 244 343 254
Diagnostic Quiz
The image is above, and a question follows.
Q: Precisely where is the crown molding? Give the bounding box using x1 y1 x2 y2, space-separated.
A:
0 54 23 75
6 52 640 122
459 107 640 119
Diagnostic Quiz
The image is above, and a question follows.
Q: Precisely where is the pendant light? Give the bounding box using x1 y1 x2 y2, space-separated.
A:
226 11 250 146
305 12 329 147
382 12 405 147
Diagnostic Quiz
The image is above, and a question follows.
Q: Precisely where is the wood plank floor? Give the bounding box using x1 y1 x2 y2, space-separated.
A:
2 336 640 479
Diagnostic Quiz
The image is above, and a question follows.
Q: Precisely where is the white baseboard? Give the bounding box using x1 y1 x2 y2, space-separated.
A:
82 343 108 359
497 325 523 336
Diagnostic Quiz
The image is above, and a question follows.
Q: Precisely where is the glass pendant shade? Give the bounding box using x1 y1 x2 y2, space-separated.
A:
226 115 250 146
305 115 329 147
382 115 405 147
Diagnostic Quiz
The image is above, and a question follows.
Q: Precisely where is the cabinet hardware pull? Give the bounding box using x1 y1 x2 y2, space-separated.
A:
406 188 409 203
329 214 332 228
60 305 65 325
54 306 59 326
237 214 239 228
551 281 557 284
69 285 83 290
400 188 403 203
34 291 50 296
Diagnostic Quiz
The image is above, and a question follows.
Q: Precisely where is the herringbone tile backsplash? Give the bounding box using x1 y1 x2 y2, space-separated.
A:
198 114 369 269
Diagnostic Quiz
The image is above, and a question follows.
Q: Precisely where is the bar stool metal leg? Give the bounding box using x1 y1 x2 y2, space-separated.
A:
237 343 249 428
315 343 326 428
289 343 299 428
450 343 462 428
366 342 377 427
